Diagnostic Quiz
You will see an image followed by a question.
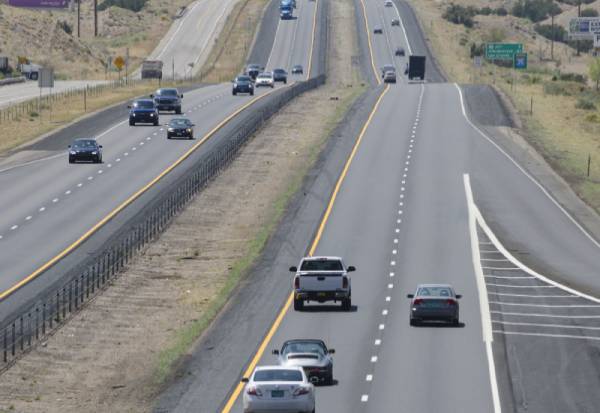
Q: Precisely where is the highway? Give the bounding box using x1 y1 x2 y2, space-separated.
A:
185 0 600 412
0 0 319 309
0 80 107 110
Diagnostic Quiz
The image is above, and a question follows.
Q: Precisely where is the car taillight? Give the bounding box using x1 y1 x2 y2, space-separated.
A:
247 386 262 396
293 387 310 396
446 299 457 306
342 276 348 289
294 277 300 289
413 298 423 305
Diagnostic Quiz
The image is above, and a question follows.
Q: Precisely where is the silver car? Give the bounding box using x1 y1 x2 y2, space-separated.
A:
407 284 461 326
255 72 275 88
242 366 315 413
273 339 335 385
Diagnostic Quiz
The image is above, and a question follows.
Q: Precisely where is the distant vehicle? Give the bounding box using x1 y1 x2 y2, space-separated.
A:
232 75 255 95
385 0 393 6
255 72 275 88
391 18 400 26
407 284 461 326
280 5 293 19
380 64 395 78
273 68 288 83
373 26 383 34
395 47 405 56
291 64 304 75
141 60 163 80
273 339 335 385
19 63 41 80
166 118 194 139
0 56 9 75
151 88 183 114
128 99 159 126
383 70 397 83
407 55 426 80
68 138 102 164
242 366 315 413
245 64 262 80
290 256 355 311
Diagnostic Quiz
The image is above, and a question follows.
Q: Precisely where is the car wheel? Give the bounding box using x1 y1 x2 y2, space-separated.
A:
452 318 460 326
250 91 254 96
409 318 418 326
284 79 287 84
341 297 351 311
326 370 334 385
176 108 182 114
189 135 193 140
129 120 135 126
68 158 74 164
232 90 237 96
154 120 159 126
167 135 171 139
293 298 304 311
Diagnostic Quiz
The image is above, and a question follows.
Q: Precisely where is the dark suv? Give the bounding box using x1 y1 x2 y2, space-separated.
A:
151 88 183 114
245 64 262 80
129 99 159 126
68 138 102 164
273 68 288 83
232 75 254 95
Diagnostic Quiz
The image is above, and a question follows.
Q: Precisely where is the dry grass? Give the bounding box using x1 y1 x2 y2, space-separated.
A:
409 0 600 213
200 0 269 83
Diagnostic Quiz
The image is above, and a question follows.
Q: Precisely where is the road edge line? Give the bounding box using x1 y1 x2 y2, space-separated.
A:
358 0 381 85
464 173 502 413
220 84 391 413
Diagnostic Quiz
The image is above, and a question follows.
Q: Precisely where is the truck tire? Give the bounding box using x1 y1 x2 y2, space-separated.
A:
293 298 304 311
341 297 351 311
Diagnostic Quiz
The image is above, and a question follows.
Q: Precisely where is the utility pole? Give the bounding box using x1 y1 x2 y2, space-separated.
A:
551 12 555 61
172 57 175 82
77 0 80 38
577 0 581 56
94 0 98 37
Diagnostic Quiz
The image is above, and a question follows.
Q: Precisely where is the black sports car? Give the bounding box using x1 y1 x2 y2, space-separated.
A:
232 75 255 95
167 118 194 139
129 99 159 126
68 138 103 164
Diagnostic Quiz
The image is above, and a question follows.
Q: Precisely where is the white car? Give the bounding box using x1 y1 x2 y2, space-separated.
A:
385 0 393 6
255 72 275 88
242 366 315 413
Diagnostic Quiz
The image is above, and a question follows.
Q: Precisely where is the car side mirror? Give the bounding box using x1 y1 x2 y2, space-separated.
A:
272 349 280 355
68 145 71 148
99 145 103 148
328 349 335 354
455 294 462 299
180 94 184 98
241 378 249 383
289 266 297 272
127 105 132 109
150 94 154 98
407 294 414 298
347 266 356 272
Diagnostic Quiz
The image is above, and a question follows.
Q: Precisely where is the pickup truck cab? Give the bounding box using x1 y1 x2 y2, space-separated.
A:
290 256 355 311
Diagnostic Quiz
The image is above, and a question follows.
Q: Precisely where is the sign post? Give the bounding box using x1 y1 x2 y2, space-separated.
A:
38 68 54 122
114 56 125 80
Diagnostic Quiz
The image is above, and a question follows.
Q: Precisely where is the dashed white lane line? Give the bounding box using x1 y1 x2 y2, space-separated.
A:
140 142 144 146
98 170 103 174
0 235 3 240
392 249 397 255
39 207 45 212
124 153 129 156
52 198 59 203
146 137 151 141
361 395 369 402
382 309 388 315
87 176 93 181
388 283 394 289
370 356 378 363
379 324 385 330
386 296 391 302
393 239 398 243
116 158 121 162
366 374 373 382
25 216 32 221
10 225 18 230
77 183 83 187
375 339 382 346
390 261 396 266
107 164 112 168
389 272 395 277
132 147 137 151
65 190 71 195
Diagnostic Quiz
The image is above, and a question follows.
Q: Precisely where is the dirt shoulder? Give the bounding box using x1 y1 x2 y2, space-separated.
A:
0 0 364 411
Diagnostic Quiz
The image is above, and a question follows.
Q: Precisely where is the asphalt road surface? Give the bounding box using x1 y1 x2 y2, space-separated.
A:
0 80 107 110
0 0 319 316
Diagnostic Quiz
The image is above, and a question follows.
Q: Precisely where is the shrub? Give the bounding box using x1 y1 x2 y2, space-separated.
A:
580 8 599 17
576 98 596 110
495 7 508 16
535 24 567 42
97 0 148 12
56 20 72 35
585 113 600 123
480 6 493 15
443 4 476 28
544 81 585 96
559 72 587 83
512 0 561 22
470 42 485 58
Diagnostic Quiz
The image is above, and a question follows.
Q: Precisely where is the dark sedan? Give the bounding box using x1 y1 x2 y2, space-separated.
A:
395 47 405 56
166 118 194 139
273 68 288 83
232 75 254 95
151 88 183 114
408 284 461 326
291 64 304 75
68 138 102 164
273 339 335 385
129 99 159 126
245 64 262 80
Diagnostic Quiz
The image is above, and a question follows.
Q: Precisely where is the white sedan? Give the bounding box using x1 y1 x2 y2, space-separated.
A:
242 366 316 413
255 72 275 88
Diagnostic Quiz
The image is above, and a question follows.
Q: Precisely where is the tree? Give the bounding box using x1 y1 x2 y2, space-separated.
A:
580 8 599 17
589 58 600 90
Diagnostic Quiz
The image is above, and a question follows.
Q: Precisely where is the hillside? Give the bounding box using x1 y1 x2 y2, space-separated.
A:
0 0 191 79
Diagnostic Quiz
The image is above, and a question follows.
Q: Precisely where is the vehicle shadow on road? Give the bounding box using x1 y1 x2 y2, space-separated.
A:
315 379 339 387
412 322 466 328
298 305 358 313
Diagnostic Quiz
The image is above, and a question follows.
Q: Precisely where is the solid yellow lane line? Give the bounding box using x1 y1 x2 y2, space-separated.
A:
306 0 319 79
0 87 282 301
220 84 391 413
359 0 381 85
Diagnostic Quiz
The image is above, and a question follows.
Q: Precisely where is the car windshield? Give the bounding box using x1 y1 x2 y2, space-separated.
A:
258 73 271 78
417 286 454 297
383 65 395 72
282 342 325 356
274 69 285 74
170 119 191 127
254 370 303 382
300 259 343 271
237 76 251 82
135 101 154 109
72 140 96 149
294 65 302 69
157 89 177 96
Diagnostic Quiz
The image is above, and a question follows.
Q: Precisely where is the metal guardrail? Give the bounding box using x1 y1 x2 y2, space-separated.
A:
0 74 326 371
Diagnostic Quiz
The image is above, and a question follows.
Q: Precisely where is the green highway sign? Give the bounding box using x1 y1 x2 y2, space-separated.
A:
485 43 523 60
514 52 528 69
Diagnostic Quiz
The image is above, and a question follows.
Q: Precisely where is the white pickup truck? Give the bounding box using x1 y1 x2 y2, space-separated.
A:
290 256 355 311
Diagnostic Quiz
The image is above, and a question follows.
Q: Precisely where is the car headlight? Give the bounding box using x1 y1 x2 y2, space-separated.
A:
91 151 97 155
150 113 155 117
70 151 76 155
186 128 192 132
233 83 238 87
168 128 175 132
132 113 136 117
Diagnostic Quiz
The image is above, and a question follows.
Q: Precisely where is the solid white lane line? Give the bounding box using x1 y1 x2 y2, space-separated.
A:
485 275 534 280
455 83 600 251
491 311 600 319
489 301 600 308
481 258 509 262
493 320 600 331
463 174 502 413
493 330 600 341
490 292 575 298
